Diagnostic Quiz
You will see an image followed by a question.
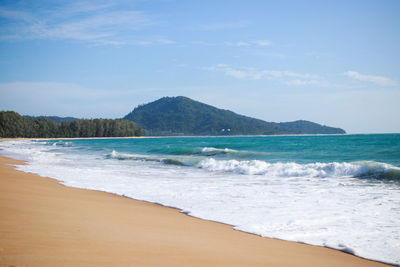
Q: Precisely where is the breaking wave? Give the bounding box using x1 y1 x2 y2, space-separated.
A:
197 159 400 180
106 150 400 180
49 141 73 147
149 146 265 157
106 150 186 166
106 150 151 161
200 147 238 156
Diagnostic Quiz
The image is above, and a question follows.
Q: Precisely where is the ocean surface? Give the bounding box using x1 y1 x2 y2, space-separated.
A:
1 134 399 265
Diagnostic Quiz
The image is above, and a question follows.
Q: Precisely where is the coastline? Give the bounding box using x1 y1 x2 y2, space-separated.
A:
1 133 397 143
0 136 145 141
0 155 393 266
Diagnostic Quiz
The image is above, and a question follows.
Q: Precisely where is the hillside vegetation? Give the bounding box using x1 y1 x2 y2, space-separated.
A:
0 111 142 138
124 96 345 135
24 115 76 124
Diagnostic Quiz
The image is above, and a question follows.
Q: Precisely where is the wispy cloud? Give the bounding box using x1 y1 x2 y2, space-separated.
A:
305 51 333 60
0 2 159 45
133 38 175 46
236 41 250 47
235 40 272 47
59 2 116 15
208 64 321 86
0 6 33 21
285 79 323 86
252 40 272 47
155 38 175 45
195 21 250 31
345 71 396 86
192 39 272 48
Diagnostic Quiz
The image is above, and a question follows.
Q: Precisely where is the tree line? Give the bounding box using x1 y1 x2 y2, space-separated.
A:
0 111 142 138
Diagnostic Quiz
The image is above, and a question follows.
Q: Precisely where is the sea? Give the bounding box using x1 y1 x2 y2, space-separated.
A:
1 134 399 265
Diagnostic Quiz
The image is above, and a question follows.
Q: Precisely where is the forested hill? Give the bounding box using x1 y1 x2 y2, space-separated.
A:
123 96 346 136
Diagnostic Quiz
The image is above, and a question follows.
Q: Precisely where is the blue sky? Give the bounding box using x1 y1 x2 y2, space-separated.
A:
0 0 399 133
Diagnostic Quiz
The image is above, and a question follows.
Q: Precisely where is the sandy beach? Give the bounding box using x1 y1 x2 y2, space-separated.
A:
0 155 392 267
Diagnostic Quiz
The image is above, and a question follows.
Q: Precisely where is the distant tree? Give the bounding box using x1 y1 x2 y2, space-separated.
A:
0 111 142 138
70 120 80 138
59 121 72 137
93 119 102 137
0 111 36 137
35 117 58 138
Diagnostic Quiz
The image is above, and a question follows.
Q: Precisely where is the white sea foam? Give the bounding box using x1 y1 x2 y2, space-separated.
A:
198 158 400 179
199 147 268 157
201 147 238 154
0 140 399 265
51 141 73 147
107 149 151 161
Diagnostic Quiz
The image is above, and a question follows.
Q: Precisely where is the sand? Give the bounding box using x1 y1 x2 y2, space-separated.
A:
0 155 392 267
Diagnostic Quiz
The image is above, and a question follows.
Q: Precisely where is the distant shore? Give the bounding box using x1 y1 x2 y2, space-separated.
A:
0 155 392 266
0 136 145 141
0 133 356 142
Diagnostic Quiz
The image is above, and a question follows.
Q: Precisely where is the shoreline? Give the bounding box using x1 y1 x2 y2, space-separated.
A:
0 155 394 266
0 132 398 143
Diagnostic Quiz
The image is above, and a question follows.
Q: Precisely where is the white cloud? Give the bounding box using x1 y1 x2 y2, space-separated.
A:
0 7 32 21
235 40 272 47
134 38 175 46
345 71 396 86
208 64 321 85
191 40 272 48
285 79 322 86
190 41 217 46
195 21 250 31
155 38 175 45
136 40 152 46
0 3 156 45
236 41 250 47
60 2 115 15
253 40 272 46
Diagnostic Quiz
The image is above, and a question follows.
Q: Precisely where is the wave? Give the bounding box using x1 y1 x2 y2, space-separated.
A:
106 150 186 166
197 159 400 180
149 146 239 156
106 150 152 161
106 150 400 181
200 147 238 156
149 146 265 158
161 158 185 166
49 141 73 147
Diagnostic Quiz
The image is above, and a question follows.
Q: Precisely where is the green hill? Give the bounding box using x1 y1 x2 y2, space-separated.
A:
123 96 345 136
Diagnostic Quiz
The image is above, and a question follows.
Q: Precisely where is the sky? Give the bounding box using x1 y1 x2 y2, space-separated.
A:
0 0 399 133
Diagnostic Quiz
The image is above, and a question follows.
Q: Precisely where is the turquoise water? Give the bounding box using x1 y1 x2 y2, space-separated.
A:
1 134 400 265
56 134 400 181
64 134 400 163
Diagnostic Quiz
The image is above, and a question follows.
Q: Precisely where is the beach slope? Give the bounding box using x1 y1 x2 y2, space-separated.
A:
0 156 390 266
